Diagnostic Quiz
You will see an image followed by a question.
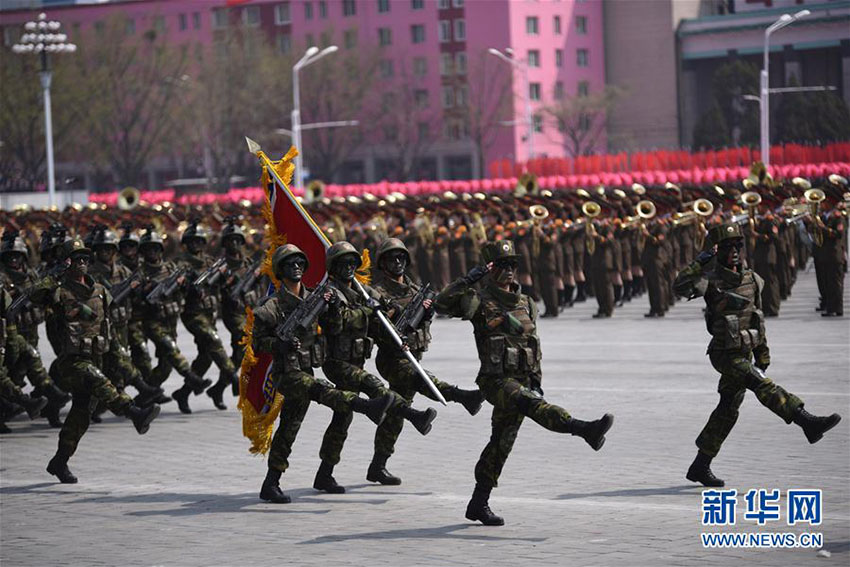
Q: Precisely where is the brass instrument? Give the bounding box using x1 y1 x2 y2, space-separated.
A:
305 180 325 204
634 199 656 251
514 172 538 198
582 201 601 254
792 177 812 191
331 214 347 242
118 187 140 211
804 188 826 246
470 212 487 249
631 183 646 196
527 205 549 258
828 174 848 187
741 190 762 245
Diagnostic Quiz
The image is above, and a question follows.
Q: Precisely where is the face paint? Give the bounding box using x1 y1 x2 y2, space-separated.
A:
332 255 359 282
119 242 137 260
493 259 518 286
381 250 407 278
718 240 743 270
4 253 24 272
69 253 91 275
223 238 242 256
186 237 205 255
143 246 163 265
95 247 115 264
280 255 306 283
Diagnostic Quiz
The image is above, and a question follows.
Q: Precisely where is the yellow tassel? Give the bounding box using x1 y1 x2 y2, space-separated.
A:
355 248 371 285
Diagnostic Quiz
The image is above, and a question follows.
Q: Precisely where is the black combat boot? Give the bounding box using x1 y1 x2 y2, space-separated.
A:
351 393 393 425
367 455 402 485
20 394 48 420
313 461 346 494
231 371 240 397
622 281 633 302
686 451 724 487
40 383 71 428
563 284 575 307
793 406 841 444
449 387 484 416
46 453 78 484
0 422 10 434
465 484 504 526
574 282 587 302
403 406 437 435
186 372 212 395
171 385 192 414
132 378 169 408
126 403 161 434
259 468 291 503
205 374 232 411
565 413 614 451
614 284 623 307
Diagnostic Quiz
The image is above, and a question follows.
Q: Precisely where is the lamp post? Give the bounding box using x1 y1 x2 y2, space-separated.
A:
760 9 809 168
489 47 534 162
292 45 338 189
12 13 76 208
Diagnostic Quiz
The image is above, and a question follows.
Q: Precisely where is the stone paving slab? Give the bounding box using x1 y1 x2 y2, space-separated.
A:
1 267 847 566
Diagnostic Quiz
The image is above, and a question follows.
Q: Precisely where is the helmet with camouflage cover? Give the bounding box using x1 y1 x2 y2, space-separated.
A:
374 237 410 266
139 228 164 251
708 223 743 247
481 240 521 263
271 244 308 279
181 221 211 244
0 232 28 261
62 237 92 259
325 241 360 270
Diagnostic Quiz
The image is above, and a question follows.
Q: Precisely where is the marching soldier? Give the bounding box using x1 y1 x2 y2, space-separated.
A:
314 241 438 494
816 208 846 317
367 238 484 485
175 222 239 410
30 238 161 484
252 244 393 503
752 214 781 317
590 221 616 318
435 240 614 526
137 230 212 413
641 219 668 317
118 224 154 384
674 223 842 487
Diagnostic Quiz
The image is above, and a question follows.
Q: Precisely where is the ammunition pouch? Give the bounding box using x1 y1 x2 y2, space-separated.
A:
329 335 373 362
109 304 130 326
64 331 109 358
480 334 540 375
403 327 431 353
282 337 327 373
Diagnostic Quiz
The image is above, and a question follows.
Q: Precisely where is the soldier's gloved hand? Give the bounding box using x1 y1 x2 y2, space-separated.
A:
76 304 97 321
754 346 770 372
314 375 335 390
696 245 717 265
462 262 493 285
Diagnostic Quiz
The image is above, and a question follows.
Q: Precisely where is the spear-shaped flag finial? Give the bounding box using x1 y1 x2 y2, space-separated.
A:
245 136 261 155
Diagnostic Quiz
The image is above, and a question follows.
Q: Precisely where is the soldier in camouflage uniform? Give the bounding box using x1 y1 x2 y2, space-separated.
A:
29 239 161 484
674 222 842 487
138 230 211 414
314 241 438 494
175 223 238 410
118 224 153 384
367 238 484 485
435 240 615 526
253 244 393 503
1 232 69 427
88 228 167 407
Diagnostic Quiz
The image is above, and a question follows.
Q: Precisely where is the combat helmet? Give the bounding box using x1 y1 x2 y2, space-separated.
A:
374 237 410 266
181 220 211 244
92 228 119 250
62 237 91 259
271 244 308 280
0 231 29 261
118 223 140 247
325 241 360 270
708 223 743 247
221 218 246 245
480 240 521 264
139 228 164 251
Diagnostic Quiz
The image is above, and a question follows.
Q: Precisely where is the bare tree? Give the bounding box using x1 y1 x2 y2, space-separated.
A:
464 49 512 178
543 85 624 157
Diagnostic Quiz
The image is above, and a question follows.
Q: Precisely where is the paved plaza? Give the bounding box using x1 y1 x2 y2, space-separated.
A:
1 267 848 567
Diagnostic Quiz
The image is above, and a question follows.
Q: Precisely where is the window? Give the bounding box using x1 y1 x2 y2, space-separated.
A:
126 18 136 35
526 16 538 35
414 89 429 109
378 0 390 13
577 48 588 67
454 19 465 41
378 27 392 46
319 1 327 17
413 56 427 76
411 24 425 44
442 85 454 108
529 82 541 101
533 114 543 133
453 0 464 6
275 3 291 24
440 52 453 75
243 6 260 26
343 0 356 16
344 29 358 49
379 58 394 78
575 15 587 34
192 12 201 29
555 49 562 67
177 14 187 31
455 86 467 107
212 8 228 28
438 0 450 8
305 2 313 20
527 49 540 67
455 51 467 74
277 33 291 53
554 81 564 100
579 114 590 131
439 20 450 42
418 122 429 141
554 15 561 34
153 15 166 34
412 0 424 9
577 81 589 96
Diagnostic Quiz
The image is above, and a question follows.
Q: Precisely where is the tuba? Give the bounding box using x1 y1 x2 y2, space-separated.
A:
118 187 141 211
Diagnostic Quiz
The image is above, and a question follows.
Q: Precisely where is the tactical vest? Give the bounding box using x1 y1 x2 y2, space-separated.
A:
179 253 219 315
142 262 184 319
373 276 432 356
1 270 45 331
90 262 132 327
473 284 540 376
274 290 328 373
324 281 374 364
55 278 111 358
704 267 765 354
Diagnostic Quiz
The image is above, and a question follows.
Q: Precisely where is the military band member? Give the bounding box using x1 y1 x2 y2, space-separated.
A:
674 223 842 487
435 240 614 526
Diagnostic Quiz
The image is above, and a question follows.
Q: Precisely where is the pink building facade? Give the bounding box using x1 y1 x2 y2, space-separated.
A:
1 0 606 184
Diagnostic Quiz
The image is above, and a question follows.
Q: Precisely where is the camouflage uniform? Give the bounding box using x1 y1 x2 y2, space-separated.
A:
118 227 153 383
436 240 613 526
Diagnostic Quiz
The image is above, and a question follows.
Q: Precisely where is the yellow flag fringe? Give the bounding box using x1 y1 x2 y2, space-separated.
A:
355 249 371 285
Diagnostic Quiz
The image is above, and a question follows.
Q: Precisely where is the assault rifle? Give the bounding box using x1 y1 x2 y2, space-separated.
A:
145 268 187 304
7 263 68 319
394 283 435 337
193 257 227 288
110 271 142 305
230 259 262 302
274 279 330 348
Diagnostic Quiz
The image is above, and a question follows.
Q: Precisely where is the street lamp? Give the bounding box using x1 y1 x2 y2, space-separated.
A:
761 9 809 168
489 47 534 162
291 45 338 189
12 13 76 208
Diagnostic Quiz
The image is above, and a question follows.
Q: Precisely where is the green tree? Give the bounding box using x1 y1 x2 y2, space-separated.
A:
693 100 730 150
774 75 813 144
711 59 760 146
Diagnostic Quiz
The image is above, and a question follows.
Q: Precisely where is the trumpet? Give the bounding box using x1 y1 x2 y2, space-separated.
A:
672 199 714 226
805 188 826 246
741 191 762 243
